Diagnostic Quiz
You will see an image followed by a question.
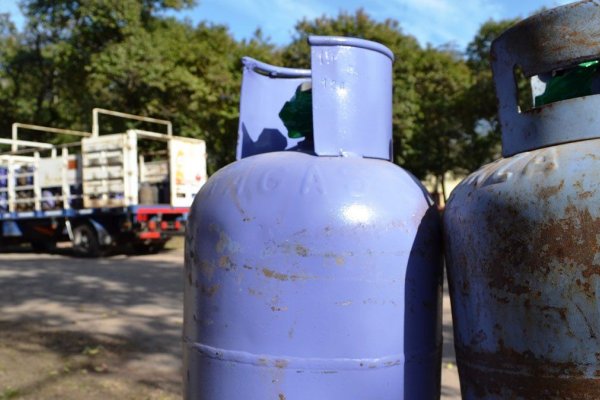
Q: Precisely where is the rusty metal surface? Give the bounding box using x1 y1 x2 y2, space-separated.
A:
491 1 600 157
444 139 600 399
493 0 600 77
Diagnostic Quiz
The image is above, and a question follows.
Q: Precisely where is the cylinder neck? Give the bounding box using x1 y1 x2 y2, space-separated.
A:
237 36 394 161
308 36 393 160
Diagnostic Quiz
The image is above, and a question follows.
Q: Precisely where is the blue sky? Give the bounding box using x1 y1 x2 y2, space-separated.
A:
0 0 575 50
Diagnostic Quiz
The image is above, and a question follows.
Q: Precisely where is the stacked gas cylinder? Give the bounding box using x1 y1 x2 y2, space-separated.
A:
185 1 600 399
0 167 7 212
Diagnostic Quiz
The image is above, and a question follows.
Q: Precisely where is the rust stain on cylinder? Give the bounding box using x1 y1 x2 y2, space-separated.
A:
445 149 600 399
457 340 600 398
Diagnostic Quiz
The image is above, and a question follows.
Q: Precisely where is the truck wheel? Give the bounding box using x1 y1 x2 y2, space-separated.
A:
73 224 101 257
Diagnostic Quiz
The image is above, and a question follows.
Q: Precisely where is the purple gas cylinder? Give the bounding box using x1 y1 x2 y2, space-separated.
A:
183 36 442 399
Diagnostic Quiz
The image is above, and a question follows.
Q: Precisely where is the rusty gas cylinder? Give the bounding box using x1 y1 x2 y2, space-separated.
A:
444 2 600 399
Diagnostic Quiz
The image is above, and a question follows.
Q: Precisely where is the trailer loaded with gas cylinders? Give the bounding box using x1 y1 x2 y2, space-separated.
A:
0 108 206 256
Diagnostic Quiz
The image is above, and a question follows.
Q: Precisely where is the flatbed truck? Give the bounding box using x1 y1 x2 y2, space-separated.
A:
0 109 207 256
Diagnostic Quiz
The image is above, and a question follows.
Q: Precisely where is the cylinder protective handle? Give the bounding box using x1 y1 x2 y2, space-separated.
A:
309 36 394 160
237 36 394 161
237 58 311 160
492 0 600 156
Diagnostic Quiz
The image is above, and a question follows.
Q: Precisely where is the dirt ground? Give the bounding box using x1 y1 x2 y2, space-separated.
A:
0 240 461 399
441 282 461 399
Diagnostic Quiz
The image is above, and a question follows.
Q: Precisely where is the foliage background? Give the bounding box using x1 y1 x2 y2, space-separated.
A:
0 1 522 197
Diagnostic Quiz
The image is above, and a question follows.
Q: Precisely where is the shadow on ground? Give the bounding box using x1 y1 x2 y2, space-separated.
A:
0 249 462 399
0 251 183 399
440 272 461 399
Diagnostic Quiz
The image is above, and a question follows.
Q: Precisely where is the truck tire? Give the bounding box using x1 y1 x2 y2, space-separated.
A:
72 224 102 257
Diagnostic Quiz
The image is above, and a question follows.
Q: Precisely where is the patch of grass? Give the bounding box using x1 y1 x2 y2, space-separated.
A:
82 345 103 356
0 388 20 400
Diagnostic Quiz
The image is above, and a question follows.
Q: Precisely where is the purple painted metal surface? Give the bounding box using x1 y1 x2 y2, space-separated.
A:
309 36 393 160
237 58 311 160
445 2 600 398
185 36 442 399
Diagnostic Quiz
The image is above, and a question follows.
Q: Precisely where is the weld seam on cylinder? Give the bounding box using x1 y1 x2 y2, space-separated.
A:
184 338 412 370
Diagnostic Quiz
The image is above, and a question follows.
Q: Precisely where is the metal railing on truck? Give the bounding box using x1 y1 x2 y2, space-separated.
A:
0 108 207 214
0 124 90 214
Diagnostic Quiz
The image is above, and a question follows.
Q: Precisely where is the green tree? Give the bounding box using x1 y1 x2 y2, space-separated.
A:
459 18 520 172
404 46 472 199
0 4 526 184
0 14 26 138
4 0 196 137
1 0 280 171
86 20 278 171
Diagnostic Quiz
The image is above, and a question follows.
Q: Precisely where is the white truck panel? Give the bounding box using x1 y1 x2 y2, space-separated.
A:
169 138 207 207
38 158 63 187
82 132 138 208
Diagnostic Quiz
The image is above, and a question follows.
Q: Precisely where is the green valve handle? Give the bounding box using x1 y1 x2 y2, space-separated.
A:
535 60 600 107
278 82 313 142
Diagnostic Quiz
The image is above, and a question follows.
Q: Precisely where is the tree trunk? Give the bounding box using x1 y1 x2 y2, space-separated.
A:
441 173 447 203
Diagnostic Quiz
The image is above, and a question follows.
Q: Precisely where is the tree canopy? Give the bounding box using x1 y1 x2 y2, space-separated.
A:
0 1 521 195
